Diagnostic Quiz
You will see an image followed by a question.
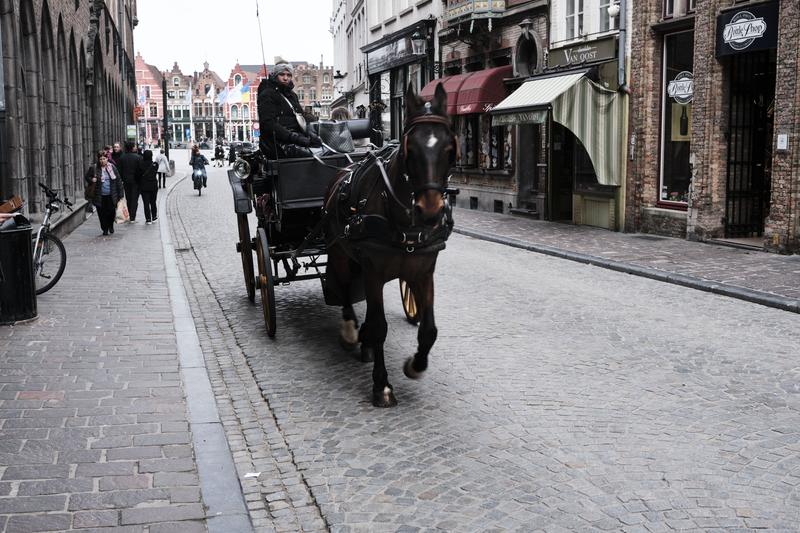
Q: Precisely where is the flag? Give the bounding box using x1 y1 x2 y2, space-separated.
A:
217 86 230 104
184 83 193 104
240 81 251 103
226 83 243 105
138 89 146 106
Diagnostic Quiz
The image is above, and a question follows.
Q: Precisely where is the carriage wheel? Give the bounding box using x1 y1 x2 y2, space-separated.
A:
399 279 419 325
255 228 277 337
237 214 255 302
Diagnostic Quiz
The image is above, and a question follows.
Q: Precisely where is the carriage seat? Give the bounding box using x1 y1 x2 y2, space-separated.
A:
309 119 372 154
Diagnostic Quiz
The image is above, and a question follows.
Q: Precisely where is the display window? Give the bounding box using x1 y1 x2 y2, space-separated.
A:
660 31 694 205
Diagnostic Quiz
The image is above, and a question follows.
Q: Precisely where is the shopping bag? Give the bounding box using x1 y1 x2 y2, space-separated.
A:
84 182 96 201
115 198 130 223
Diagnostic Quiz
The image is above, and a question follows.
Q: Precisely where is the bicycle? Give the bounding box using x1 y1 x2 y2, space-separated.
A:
31 182 71 294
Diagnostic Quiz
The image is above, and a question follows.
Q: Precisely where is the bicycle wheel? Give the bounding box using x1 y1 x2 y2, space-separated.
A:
31 233 66 295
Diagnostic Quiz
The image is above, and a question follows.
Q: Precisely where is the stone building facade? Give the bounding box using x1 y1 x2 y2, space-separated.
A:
0 0 137 215
134 52 164 144
626 0 799 253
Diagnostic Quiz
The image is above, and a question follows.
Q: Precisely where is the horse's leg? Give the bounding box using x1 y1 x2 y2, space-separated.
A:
329 247 359 350
360 272 395 407
404 274 436 380
340 303 359 350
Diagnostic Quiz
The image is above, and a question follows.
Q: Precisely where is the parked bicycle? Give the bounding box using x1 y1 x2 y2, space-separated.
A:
32 182 71 294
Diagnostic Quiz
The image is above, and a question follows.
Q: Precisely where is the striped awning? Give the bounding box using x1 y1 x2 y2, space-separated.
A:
491 72 625 186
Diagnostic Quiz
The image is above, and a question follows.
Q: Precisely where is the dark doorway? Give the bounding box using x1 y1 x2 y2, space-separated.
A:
725 50 776 238
549 123 574 222
516 123 543 216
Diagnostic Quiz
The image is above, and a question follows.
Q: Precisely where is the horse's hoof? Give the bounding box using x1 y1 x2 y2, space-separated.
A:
403 357 424 380
372 386 397 408
360 346 374 363
339 319 359 351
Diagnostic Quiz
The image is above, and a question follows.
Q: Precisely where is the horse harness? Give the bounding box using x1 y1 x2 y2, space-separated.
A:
326 113 457 255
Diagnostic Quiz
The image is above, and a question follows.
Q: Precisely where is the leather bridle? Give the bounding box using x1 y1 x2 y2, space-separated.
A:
401 110 459 195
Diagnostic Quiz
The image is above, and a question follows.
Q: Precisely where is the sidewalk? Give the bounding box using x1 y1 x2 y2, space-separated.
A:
0 178 249 532
453 208 800 313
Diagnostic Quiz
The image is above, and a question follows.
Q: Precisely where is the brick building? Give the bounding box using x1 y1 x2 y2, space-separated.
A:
191 62 225 142
0 0 137 215
626 0 799 253
163 62 193 144
134 52 164 144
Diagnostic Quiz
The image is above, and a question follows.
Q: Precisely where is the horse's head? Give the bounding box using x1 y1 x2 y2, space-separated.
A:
402 83 457 223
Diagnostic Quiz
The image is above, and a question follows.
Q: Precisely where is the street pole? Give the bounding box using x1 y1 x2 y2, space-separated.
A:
211 83 217 142
162 73 169 160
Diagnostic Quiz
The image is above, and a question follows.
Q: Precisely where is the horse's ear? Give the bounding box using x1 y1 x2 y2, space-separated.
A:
432 82 448 115
405 82 420 116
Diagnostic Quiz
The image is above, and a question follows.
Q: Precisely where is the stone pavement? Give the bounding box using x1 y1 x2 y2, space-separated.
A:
0 171 247 532
453 208 800 312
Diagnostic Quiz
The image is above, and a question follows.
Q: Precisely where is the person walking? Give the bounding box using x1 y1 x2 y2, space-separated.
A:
155 149 170 189
117 141 143 223
85 150 124 236
111 142 123 166
139 150 160 224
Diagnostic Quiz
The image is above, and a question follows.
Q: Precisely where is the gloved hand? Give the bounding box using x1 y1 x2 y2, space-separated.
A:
308 132 323 148
289 132 311 147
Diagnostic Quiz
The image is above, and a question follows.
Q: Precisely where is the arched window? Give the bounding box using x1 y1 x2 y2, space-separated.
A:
173 76 180 86
231 105 239 119
323 74 330 83
234 74 242 85
242 105 250 119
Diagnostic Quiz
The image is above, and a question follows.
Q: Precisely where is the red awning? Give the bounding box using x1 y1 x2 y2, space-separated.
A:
419 73 475 116
455 65 513 115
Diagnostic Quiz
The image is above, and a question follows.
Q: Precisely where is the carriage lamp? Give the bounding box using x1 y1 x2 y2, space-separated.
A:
411 31 426 55
233 158 251 180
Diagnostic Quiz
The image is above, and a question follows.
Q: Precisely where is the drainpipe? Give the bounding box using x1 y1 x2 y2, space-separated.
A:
618 0 628 92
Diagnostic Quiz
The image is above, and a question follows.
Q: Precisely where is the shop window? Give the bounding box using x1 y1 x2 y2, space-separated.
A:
494 200 504 213
566 0 584 39
488 119 512 171
660 31 694 205
458 116 479 168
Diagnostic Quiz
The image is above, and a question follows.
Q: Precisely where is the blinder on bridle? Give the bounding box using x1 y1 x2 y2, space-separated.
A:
401 102 459 195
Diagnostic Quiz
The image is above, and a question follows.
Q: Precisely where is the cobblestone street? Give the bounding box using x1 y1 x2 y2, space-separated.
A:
169 158 800 532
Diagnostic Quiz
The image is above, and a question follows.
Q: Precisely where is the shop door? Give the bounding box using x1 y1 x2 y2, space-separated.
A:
548 123 573 222
725 50 776 238
517 124 541 213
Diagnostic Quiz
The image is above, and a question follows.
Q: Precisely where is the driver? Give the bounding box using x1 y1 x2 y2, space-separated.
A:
257 63 321 158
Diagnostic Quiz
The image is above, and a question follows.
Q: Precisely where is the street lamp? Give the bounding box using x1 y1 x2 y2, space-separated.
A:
162 71 169 160
411 30 426 55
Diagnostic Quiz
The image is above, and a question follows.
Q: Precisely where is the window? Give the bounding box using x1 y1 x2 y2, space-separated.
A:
297 89 304 101
310 88 316 100
457 116 479 168
600 0 616 32
323 74 330 83
149 104 158 117
231 105 239 119
167 90 175 99
243 105 250 119
566 0 584 39
322 89 331 100
488 119 512 170
303 75 311 84
234 74 242 85
194 103 202 116
660 31 694 204
173 77 180 87
178 90 186 99
665 0 696 17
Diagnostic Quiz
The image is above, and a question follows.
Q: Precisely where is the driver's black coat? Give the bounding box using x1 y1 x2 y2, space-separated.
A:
257 77 305 158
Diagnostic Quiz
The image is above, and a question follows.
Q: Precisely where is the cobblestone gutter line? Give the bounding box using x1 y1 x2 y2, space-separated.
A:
167 183 329 533
455 227 800 314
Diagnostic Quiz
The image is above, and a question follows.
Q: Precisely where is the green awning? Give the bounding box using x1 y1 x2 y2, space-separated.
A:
491 72 625 186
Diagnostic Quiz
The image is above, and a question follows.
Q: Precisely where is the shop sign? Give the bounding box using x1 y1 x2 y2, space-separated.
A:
667 71 693 104
547 36 616 69
126 125 137 140
445 0 506 22
367 35 419 75
716 1 778 57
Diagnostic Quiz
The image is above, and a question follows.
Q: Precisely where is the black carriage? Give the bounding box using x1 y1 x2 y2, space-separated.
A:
228 121 419 337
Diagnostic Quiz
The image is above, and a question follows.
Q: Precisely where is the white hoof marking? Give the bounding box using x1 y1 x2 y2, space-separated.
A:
340 320 358 345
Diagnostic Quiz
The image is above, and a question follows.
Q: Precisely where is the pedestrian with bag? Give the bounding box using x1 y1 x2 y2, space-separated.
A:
117 141 143 222
155 149 170 189
85 150 124 236
139 150 160 224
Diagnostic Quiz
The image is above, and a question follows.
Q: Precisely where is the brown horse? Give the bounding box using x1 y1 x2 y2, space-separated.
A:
324 83 457 407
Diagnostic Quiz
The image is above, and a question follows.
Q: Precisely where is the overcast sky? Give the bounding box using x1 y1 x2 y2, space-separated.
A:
134 0 334 77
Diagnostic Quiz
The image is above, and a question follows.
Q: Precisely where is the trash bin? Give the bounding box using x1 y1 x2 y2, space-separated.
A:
0 215 37 324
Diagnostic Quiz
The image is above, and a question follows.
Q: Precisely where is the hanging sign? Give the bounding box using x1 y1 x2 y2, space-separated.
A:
716 1 778 57
668 71 693 104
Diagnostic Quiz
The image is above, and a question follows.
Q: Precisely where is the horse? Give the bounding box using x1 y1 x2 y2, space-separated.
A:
324 82 457 407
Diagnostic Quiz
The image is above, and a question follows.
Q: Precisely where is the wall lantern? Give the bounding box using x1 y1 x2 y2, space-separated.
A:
607 1 620 19
411 30 426 55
